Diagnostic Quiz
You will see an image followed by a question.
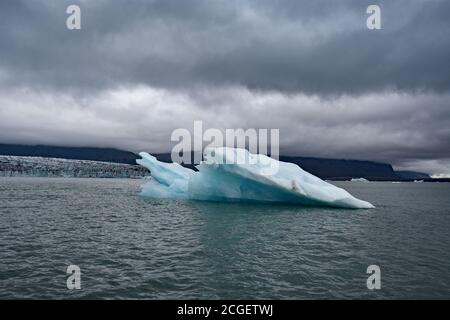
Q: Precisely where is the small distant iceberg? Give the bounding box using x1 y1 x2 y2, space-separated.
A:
136 147 374 209
414 180 424 183
350 178 370 182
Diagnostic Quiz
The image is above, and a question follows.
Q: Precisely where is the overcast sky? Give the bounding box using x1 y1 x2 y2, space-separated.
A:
0 0 449 176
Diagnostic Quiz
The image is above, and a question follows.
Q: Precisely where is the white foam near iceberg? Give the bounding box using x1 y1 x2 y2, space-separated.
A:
136 147 375 209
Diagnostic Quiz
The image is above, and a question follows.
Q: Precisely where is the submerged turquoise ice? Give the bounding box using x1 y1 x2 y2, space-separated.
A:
136 147 374 209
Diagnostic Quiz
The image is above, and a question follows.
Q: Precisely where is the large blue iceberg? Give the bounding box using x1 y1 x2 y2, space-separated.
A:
136 147 374 209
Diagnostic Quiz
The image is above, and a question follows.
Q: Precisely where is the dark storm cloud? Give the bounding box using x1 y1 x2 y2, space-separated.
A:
0 0 449 175
0 0 449 94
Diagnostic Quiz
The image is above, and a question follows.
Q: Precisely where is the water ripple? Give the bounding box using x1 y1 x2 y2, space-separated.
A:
0 178 450 299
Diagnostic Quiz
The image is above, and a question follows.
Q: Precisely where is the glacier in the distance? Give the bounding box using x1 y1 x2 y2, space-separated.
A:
136 147 374 209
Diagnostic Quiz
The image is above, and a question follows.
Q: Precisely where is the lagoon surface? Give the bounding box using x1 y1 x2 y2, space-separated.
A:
1 177 449 299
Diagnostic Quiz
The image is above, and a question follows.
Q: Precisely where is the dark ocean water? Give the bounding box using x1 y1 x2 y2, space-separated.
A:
1 177 449 299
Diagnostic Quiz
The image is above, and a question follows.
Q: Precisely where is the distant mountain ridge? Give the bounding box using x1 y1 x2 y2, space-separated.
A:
0 144 138 165
0 143 430 180
395 170 431 180
278 155 400 180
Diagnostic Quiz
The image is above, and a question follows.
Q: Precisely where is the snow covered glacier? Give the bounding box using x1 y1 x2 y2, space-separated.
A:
136 147 374 209
0 155 147 178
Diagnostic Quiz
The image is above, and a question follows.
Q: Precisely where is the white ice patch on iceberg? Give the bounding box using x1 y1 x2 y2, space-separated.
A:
136 147 375 209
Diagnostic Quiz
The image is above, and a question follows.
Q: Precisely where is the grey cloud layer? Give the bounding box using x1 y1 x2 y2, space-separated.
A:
1 0 450 93
1 86 449 175
0 0 449 175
